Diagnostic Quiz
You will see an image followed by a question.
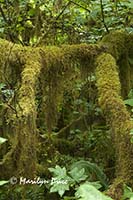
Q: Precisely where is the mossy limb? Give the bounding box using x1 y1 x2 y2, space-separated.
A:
96 53 133 199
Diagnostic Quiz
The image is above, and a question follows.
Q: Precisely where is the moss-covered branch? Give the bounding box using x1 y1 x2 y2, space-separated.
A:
95 53 133 199
0 46 42 178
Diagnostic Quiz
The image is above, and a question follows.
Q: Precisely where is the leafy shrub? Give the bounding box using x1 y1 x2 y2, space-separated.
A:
48 160 109 199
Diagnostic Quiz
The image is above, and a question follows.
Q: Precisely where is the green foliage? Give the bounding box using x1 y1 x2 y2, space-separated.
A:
49 165 72 197
122 185 133 200
0 185 45 200
23 186 45 200
124 89 133 116
75 183 112 200
48 160 108 198
124 99 133 107
0 0 132 45
50 180 69 197
68 167 88 183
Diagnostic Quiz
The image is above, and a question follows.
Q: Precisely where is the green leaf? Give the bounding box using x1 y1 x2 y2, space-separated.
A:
75 183 113 200
0 137 7 144
50 179 69 197
124 99 133 107
49 165 73 197
0 180 9 186
49 165 67 178
69 167 88 183
86 181 102 190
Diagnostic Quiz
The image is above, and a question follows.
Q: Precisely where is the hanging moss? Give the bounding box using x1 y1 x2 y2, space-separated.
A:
95 53 133 199
14 49 41 177
38 44 102 133
0 42 42 178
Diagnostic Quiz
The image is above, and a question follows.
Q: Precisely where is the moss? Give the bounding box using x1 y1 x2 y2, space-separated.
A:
0 40 103 178
12 48 41 177
100 30 127 61
95 53 133 196
38 44 102 132
0 41 42 178
0 39 24 85
100 31 133 98
0 31 132 187
106 178 123 200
